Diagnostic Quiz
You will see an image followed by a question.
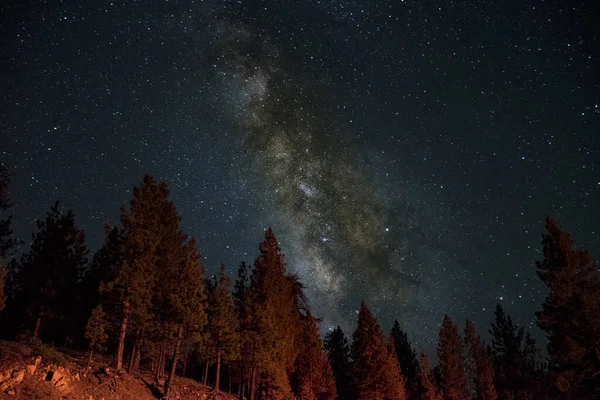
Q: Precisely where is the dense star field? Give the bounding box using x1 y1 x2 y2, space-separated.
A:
1 1 598 355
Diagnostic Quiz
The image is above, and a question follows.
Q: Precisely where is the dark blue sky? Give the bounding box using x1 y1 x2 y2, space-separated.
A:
1 0 599 355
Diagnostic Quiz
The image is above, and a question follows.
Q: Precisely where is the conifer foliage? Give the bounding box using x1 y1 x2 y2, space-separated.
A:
536 217 600 397
390 319 420 396
84 305 108 371
437 314 468 400
324 326 351 400
17 202 88 341
418 353 443 400
464 320 497 400
294 311 336 400
351 301 407 400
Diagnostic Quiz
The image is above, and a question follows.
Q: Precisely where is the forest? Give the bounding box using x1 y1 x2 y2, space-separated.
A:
0 166 599 400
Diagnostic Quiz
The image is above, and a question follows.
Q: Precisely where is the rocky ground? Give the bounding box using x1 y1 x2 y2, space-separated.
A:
0 340 237 400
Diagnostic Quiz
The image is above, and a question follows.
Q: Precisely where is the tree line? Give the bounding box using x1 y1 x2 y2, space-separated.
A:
0 167 599 400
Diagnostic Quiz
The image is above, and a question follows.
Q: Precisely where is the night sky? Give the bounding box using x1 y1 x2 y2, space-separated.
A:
1 1 599 355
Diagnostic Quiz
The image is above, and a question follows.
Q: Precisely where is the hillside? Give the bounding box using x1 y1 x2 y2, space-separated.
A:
0 340 235 400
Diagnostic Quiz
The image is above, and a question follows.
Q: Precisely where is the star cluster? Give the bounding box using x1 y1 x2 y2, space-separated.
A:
1 0 599 354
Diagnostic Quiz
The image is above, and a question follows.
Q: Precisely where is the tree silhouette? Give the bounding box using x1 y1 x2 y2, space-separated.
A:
419 353 443 400
351 301 407 400
536 217 600 397
324 326 351 400
390 319 420 396
437 315 467 400
206 264 239 393
17 202 88 341
464 320 497 400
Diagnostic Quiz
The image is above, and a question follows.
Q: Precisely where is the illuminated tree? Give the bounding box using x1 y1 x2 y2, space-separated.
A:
84 305 108 371
419 353 443 400
464 320 497 400
536 217 600 397
390 319 420 396
437 315 467 400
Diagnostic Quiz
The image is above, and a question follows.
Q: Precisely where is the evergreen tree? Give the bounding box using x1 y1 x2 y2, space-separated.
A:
419 353 443 400
164 238 208 396
535 217 600 398
437 315 468 400
0 162 19 259
84 305 108 371
294 311 337 400
390 320 420 396
233 261 251 400
248 228 300 399
108 175 172 371
489 304 533 399
206 264 240 393
324 326 351 400
17 202 88 341
351 301 407 400
464 320 497 400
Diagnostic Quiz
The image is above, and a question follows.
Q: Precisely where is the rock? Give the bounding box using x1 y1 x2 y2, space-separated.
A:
27 355 42 375
11 370 25 384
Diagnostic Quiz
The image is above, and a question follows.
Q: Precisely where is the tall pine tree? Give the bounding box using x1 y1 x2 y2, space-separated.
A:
351 301 407 400
17 202 88 341
419 353 443 400
324 326 351 400
206 264 239 393
437 315 468 400
293 311 336 400
536 217 600 398
464 320 497 400
248 228 300 399
390 320 420 397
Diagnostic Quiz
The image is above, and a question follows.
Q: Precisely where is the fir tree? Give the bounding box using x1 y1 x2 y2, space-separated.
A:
248 228 300 399
390 319 420 396
437 315 468 400
163 238 208 396
84 305 108 371
419 353 443 400
294 311 337 400
17 202 88 341
324 326 351 400
489 304 533 399
535 217 600 398
206 264 240 393
233 261 251 400
464 320 497 400
108 175 172 371
351 301 407 400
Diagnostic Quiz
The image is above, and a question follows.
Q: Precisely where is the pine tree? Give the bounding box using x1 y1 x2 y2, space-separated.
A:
294 311 337 400
324 326 351 400
390 319 420 396
248 228 300 399
351 301 407 400
419 353 443 400
488 304 533 399
437 315 468 400
206 264 240 393
108 175 172 371
535 217 600 397
163 238 208 396
17 202 88 341
233 261 251 400
84 305 108 371
464 320 497 400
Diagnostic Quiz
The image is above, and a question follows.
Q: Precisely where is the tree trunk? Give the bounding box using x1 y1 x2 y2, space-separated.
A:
215 349 222 392
228 367 232 393
165 324 183 397
238 365 245 400
86 345 94 371
203 361 209 386
250 366 257 400
156 342 165 383
32 316 41 340
115 300 130 370
128 328 142 373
